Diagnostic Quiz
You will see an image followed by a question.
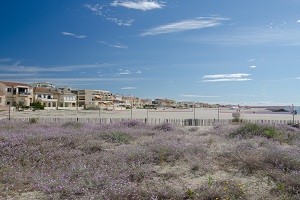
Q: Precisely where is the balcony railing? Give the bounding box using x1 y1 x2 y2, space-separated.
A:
18 92 31 96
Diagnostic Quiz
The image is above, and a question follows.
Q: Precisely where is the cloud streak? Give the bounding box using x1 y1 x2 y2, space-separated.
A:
202 73 252 82
121 87 137 90
111 0 165 11
0 58 12 62
187 26 300 46
180 94 220 98
0 64 109 73
84 3 134 26
141 17 229 36
62 32 87 39
98 41 128 49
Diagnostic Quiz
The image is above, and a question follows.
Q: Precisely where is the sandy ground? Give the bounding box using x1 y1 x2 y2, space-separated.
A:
0 107 298 121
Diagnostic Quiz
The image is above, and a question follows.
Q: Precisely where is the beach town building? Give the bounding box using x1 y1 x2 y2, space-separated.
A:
152 99 177 108
0 81 33 107
122 96 143 108
71 89 113 108
33 87 58 108
53 87 76 108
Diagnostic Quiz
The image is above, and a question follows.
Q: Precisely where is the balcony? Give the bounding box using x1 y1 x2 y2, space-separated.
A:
18 92 31 96
37 97 58 102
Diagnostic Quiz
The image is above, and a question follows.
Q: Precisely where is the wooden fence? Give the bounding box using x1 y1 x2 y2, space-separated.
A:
1 117 299 126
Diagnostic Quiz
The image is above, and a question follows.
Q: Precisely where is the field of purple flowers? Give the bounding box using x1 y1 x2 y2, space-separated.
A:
0 120 299 199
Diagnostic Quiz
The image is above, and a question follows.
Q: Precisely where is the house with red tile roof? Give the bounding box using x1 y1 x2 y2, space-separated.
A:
33 87 58 108
0 81 33 107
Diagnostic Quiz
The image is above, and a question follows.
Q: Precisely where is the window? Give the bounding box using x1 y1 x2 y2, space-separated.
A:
7 88 11 92
0 97 2 103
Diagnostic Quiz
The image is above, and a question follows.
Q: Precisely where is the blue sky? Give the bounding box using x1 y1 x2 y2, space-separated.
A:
1 0 300 105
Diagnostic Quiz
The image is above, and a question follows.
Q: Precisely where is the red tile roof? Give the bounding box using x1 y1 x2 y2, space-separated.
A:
0 81 30 87
34 87 53 94
0 91 5 96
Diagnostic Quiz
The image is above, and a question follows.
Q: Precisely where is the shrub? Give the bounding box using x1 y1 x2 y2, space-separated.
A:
21 106 30 109
31 102 45 110
229 123 262 138
29 118 38 124
194 179 248 200
111 131 130 143
229 123 289 142
61 121 83 128
153 122 175 132
120 119 145 127
84 106 100 110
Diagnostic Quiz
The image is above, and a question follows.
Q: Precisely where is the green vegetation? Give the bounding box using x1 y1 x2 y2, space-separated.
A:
0 120 299 199
31 102 45 110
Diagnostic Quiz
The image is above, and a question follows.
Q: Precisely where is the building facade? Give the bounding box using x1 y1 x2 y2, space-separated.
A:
0 81 33 107
34 87 58 108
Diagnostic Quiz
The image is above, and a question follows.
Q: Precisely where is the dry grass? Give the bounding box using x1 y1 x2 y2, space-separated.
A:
0 120 299 199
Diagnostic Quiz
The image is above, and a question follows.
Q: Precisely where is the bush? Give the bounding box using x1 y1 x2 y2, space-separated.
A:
153 123 175 132
84 106 100 110
21 106 30 109
111 131 130 143
31 102 44 110
29 118 38 124
120 119 145 127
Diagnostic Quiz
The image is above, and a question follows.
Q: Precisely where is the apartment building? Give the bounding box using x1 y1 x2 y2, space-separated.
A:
71 89 112 108
33 87 58 108
0 81 33 107
54 87 76 107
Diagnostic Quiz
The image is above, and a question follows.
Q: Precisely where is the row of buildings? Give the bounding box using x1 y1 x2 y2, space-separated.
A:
0 81 175 110
0 80 219 110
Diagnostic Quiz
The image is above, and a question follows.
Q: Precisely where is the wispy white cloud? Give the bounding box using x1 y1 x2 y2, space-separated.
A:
250 65 256 69
0 64 107 73
202 73 252 82
247 58 255 62
84 3 134 26
7 77 148 87
111 0 165 11
0 58 12 62
98 41 128 49
202 78 252 82
118 69 132 75
121 87 137 90
107 17 135 26
0 73 38 77
141 17 229 36
84 4 103 13
117 69 142 75
187 26 300 46
62 31 87 39
297 20 300 23
203 73 251 79
180 94 220 98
